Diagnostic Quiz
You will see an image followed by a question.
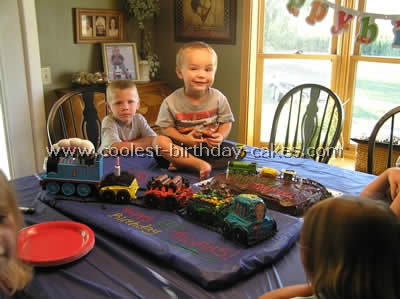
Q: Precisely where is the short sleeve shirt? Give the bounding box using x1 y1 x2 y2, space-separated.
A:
98 114 156 153
155 88 234 131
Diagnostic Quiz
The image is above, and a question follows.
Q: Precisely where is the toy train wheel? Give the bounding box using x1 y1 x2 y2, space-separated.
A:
234 228 248 245
272 220 277 232
47 182 60 195
102 190 115 202
187 206 197 219
117 190 130 202
61 183 75 196
144 195 159 208
77 184 91 197
165 196 178 211
222 221 232 239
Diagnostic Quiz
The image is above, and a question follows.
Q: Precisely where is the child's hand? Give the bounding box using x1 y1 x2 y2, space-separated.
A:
390 192 400 217
184 129 204 147
388 168 400 201
205 133 223 147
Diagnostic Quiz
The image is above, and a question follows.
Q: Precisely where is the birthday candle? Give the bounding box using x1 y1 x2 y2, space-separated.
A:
115 156 120 176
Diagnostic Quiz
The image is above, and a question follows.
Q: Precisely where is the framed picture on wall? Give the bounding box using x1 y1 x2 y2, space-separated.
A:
75 8 124 43
174 0 236 44
102 43 140 82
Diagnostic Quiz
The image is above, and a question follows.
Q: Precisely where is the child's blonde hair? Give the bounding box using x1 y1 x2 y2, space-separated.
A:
176 41 218 69
106 80 139 104
0 171 32 295
300 196 400 299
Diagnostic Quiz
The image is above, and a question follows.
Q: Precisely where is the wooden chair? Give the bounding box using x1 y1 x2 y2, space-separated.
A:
367 106 400 174
269 83 344 163
47 86 107 151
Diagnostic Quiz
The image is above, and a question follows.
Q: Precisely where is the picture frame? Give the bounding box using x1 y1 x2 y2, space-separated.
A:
102 43 140 82
75 8 124 43
174 0 236 44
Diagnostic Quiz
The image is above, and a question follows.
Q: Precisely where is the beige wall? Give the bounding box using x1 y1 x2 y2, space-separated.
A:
36 0 242 141
36 0 139 114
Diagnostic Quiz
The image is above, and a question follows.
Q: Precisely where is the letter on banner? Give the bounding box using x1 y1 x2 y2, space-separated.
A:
357 16 378 44
331 10 354 35
392 19 400 48
306 0 328 25
287 0 305 17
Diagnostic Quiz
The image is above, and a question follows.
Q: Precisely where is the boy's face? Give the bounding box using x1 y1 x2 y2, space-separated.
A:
176 48 216 96
107 88 139 124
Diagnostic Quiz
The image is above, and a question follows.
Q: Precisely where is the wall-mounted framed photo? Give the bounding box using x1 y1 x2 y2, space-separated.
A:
75 8 124 43
174 0 236 44
102 43 140 82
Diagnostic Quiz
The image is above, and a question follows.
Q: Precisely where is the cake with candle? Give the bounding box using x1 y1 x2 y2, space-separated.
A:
205 165 332 216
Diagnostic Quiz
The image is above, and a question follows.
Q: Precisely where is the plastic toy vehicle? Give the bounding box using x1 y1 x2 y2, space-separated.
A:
228 161 257 175
235 143 247 159
259 167 279 177
222 194 277 246
99 177 139 202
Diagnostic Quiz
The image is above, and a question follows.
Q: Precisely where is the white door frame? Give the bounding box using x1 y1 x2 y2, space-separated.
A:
0 0 46 178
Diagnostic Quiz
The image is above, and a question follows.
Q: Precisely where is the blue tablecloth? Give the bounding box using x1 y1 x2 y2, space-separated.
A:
5 147 376 299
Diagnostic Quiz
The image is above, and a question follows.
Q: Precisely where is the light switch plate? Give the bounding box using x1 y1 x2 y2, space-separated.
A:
41 67 52 85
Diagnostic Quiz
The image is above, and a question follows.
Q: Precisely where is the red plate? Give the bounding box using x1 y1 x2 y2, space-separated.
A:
18 221 95 267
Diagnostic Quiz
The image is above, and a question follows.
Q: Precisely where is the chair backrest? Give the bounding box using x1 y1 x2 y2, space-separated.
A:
367 106 400 174
269 83 344 163
47 86 107 151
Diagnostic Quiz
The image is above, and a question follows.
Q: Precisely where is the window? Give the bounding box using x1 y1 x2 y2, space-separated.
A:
243 0 400 151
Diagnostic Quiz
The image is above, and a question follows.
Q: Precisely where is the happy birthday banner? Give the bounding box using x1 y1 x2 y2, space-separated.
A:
287 0 400 47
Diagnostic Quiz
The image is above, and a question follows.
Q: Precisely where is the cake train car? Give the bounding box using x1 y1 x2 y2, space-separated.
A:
185 189 277 246
228 161 257 175
40 152 103 197
186 185 234 229
98 171 139 203
144 174 193 210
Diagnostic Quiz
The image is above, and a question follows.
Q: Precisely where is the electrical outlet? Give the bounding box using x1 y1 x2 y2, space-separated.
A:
41 67 52 85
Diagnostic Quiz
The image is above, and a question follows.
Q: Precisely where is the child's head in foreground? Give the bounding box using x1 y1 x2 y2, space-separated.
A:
0 171 32 295
106 80 140 124
175 41 218 95
300 196 400 299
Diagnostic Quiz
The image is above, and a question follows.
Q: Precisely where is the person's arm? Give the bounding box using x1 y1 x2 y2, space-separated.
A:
361 167 400 201
111 136 155 153
259 284 313 299
361 167 400 216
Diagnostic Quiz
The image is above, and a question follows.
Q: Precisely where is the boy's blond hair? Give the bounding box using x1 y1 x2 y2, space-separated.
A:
176 41 218 69
0 171 32 295
106 80 139 103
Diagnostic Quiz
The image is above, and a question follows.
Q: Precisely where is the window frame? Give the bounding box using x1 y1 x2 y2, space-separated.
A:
239 0 400 153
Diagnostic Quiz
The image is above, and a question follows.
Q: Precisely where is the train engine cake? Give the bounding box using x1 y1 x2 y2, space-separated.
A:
40 139 103 197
